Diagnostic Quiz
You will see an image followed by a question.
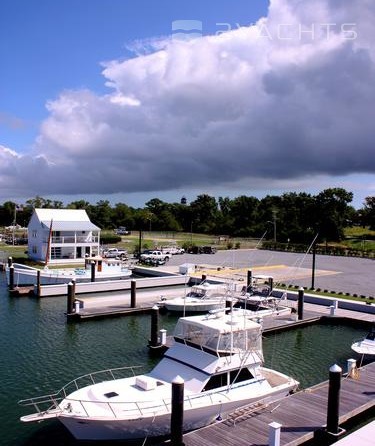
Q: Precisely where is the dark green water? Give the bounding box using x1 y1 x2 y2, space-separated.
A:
0 272 369 446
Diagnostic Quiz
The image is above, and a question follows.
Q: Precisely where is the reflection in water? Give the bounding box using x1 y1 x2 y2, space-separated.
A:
0 277 370 446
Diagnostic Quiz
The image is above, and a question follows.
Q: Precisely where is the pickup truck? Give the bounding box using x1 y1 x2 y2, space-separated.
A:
102 247 128 259
160 246 185 255
139 250 172 263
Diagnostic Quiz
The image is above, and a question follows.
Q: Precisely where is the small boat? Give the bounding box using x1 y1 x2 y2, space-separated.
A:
351 325 375 356
6 257 132 286
18 311 298 441
160 281 230 313
235 274 277 310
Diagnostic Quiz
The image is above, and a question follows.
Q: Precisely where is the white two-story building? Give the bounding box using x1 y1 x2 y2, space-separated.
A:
28 208 101 264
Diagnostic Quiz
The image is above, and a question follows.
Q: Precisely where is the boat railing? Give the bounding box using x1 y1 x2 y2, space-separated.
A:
59 387 232 419
18 365 143 416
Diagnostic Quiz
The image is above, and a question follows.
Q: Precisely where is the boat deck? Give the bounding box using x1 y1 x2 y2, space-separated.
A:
178 361 375 446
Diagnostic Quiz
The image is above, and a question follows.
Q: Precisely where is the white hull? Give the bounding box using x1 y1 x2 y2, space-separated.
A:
351 341 375 356
19 312 298 441
6 263 131 286
58 372 295 440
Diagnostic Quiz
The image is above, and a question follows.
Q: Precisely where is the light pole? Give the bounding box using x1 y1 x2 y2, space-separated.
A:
267 218 277 242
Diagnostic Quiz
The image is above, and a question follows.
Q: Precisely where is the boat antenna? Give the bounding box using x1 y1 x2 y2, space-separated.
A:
45 219 53 266
277 233 319 291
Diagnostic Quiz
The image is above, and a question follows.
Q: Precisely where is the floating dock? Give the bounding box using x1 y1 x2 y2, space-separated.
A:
179 361 375 446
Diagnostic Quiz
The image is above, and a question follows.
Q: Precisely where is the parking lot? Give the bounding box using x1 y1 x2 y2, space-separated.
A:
166 249 374 297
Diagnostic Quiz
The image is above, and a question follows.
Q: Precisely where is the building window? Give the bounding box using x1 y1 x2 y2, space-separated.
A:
32 246 37 254
32 230 37 238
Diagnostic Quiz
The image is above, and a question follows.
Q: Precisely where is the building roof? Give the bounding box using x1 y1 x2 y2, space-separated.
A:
32 209 100 231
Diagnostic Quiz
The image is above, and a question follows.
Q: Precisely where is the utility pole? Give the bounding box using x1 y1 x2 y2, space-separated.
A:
272 209 277 242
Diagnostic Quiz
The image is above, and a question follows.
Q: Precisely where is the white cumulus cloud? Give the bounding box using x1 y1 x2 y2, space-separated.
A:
1 0 375 200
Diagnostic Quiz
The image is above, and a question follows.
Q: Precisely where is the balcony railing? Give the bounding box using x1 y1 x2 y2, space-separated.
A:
43 236 99 244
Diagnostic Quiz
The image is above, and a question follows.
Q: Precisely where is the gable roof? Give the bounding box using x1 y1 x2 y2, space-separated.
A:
33 208 100 231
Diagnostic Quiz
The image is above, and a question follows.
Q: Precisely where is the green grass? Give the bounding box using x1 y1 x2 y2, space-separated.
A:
277 284 374 304
344 226 375 238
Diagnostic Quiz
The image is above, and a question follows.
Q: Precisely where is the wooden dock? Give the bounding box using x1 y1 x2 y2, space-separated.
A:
180 361 375 446
8 286 34 296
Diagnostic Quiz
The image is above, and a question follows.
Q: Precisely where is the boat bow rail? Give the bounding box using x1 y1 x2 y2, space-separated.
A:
18 365 143 421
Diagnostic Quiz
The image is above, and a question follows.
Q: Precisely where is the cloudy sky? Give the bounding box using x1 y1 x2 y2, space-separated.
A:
1 0 374 208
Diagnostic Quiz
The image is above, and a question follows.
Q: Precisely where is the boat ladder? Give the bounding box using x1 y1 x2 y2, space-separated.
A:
225 400 270 426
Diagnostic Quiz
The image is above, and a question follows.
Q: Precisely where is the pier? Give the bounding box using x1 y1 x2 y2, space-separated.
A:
180 361 375 446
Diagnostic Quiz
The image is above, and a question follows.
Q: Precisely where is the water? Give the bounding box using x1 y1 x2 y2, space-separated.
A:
0 272 369 446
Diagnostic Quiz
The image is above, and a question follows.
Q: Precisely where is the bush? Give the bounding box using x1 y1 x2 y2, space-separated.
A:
100 234 122 245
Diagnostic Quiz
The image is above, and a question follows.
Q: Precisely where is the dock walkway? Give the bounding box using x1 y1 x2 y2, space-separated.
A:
181 361 375 446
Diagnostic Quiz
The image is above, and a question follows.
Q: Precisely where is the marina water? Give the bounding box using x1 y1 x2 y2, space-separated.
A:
0 272 369 446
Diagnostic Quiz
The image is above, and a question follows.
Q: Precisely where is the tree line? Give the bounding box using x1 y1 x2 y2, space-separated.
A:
0 188 374 243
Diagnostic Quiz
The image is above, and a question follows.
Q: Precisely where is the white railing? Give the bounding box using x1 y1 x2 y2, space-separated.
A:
43 236 99 244
19 366 233 420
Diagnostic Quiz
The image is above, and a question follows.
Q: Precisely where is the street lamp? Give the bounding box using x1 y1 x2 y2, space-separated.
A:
267 219 277 242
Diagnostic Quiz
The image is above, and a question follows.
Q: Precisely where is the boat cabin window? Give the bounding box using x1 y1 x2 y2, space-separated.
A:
204 368 254 391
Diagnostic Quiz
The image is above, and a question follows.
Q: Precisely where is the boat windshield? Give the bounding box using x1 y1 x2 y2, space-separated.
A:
187 287 207 298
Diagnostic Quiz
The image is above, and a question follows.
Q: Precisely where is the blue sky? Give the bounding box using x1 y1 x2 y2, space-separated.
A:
1 0 267 151
0 0 374 209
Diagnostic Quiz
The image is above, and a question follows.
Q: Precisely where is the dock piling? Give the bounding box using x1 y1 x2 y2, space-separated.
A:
7 256 13 267
90 261 96 282
67 282 75 314
131 280 136 308
9 265 14 290
247 270 252 290
171 376 185 446
297 287 304 320
150 305 160 348
326 364 342 435
36 270 41 296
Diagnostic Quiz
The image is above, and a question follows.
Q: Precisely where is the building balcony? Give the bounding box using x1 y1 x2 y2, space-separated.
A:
43 235 100 244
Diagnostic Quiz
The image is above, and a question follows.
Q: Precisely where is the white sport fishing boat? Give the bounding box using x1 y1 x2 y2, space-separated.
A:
351 325 375 356
160 282 230 313
19 311 299 441
6 257 132 286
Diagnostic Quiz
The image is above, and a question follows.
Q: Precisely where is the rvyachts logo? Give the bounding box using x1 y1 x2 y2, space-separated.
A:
171 20 357 41
171 20 203 41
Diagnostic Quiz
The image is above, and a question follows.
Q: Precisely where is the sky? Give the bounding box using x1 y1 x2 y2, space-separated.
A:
0 0 374 209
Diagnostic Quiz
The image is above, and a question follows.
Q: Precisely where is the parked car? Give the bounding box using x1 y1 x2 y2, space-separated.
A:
102 247 128 259
160 246 185 255
139 250 172 263
187 245 217 254
114 227 130 235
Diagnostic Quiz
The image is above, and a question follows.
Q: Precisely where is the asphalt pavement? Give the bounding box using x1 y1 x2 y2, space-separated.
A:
166 249 374 297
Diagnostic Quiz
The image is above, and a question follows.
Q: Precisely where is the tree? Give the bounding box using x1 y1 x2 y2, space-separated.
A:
230 196 259 237
189 194 219 233
314 188 354 241
112 203 135 230
89 200 114 229
361 196 375 230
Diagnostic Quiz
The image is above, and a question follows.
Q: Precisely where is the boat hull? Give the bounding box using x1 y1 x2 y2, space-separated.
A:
6 265 131 286
58 379 297 440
